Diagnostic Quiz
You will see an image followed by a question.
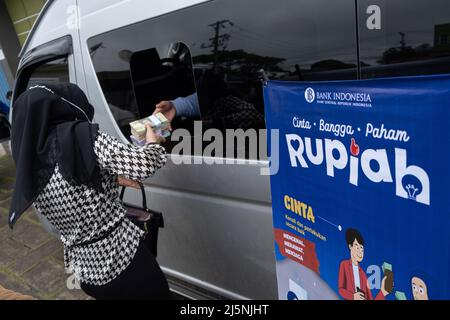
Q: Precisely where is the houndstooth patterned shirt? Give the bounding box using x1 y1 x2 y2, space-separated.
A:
33 130 167 286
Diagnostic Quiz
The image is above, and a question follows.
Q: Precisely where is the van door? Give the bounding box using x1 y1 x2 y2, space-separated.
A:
13 35 76 236
81 0 359 299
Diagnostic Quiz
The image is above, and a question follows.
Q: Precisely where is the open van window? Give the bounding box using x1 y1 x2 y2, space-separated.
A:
92 41 199 151
130 43 196 119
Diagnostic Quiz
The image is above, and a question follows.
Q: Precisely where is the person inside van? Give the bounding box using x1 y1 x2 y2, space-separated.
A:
154 70 264 131
9 83 171 300
154 93 200 122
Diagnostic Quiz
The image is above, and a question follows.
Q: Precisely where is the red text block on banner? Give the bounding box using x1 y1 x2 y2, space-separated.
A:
274 228 320 274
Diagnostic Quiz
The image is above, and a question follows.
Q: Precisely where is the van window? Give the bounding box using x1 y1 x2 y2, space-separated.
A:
358 0 450 78
26 57 70 89
88 0 358 158
14 57 71 99
89 40 198 153
129 43 198 132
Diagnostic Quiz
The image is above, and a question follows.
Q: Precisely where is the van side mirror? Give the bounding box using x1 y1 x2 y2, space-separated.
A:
6 91 12 101
0 113 11 142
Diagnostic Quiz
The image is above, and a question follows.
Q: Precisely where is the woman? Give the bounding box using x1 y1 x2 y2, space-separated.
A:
9 83 170 300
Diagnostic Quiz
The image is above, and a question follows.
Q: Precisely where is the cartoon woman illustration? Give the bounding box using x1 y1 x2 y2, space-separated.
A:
411 270 439 300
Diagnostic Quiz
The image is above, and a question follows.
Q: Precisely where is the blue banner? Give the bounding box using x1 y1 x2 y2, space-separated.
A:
263 74 450 300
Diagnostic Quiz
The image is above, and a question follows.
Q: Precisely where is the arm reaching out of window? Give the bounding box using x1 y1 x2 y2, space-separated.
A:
154 93 200 121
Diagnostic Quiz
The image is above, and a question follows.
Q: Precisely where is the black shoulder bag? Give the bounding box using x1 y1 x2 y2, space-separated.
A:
119 182 164 257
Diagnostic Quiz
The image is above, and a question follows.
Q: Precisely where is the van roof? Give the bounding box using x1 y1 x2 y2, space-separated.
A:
19 0 206 63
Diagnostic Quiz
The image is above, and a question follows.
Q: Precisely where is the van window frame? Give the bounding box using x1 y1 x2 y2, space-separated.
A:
14 35 74 100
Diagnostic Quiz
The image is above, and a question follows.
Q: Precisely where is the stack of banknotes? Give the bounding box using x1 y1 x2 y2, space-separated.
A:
382 262 394 294
395 291 407 300
129 113 170 146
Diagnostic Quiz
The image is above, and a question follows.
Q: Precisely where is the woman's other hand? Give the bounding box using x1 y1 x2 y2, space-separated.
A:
145 123 165 144
117 176 141 189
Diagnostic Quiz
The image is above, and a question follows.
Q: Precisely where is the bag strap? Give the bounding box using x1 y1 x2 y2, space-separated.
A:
119 181 147 210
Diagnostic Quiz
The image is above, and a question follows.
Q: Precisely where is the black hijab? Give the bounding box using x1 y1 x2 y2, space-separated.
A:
9 83 101 228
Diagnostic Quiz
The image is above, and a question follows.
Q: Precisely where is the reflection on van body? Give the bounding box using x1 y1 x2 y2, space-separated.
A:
358 0 450 77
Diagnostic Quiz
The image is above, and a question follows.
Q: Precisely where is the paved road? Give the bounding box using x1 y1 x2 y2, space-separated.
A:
0 141 90 300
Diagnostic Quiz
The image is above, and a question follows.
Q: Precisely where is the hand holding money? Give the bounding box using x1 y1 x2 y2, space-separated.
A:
353 291 365 300
129 112 171 146
145 123 165 144
154 101 176 124
380 276 389 296
381 262 394 295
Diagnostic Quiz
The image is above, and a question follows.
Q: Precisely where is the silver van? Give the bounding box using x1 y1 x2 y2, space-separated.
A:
8 0 450 300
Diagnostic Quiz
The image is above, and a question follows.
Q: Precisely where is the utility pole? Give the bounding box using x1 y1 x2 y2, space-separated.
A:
399 32 406 50
202 20 234 70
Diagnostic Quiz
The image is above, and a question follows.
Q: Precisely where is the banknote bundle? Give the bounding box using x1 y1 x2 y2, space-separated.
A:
129 113 170 146
395 291 407 300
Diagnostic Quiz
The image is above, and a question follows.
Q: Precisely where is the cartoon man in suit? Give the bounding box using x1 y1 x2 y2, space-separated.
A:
338 228 390 300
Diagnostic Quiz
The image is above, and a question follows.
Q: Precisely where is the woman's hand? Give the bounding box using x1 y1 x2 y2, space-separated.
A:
380 276 390 297
117 176 141 189
145 123 165 145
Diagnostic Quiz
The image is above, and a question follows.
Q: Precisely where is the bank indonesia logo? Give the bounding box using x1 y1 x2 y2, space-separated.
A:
305 87 315 103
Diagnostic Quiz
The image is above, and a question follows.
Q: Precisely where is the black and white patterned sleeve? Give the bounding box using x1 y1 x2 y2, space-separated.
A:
93 130 167 180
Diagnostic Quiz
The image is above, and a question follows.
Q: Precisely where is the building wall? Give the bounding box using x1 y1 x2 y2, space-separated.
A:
434 23 450 53
0 0 46 81
4 0 46 45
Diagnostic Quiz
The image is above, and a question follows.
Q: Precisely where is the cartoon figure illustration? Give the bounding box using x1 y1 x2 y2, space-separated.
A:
411 277 428 300
287 291 298 300
338 228 390 300
411 270 439 300
287 279 308 300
